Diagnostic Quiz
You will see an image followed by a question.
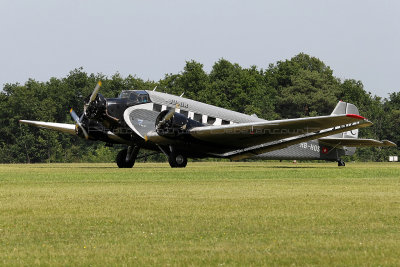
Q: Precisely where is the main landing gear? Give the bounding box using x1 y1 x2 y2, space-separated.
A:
158 145 188 168
116 145 188 168
337 159 346 167
116 145 140 168
168 151 188 168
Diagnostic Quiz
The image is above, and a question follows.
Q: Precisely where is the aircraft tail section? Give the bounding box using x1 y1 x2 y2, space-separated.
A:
319 101 396 157
323 101 359 156
329 101 359 139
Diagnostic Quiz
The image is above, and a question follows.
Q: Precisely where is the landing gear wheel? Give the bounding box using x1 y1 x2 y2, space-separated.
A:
168 152 187 168
338 159 346 167
116 149 135 168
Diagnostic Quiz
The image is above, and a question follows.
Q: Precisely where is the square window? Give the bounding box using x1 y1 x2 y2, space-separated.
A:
153 104 162 112
207 117 216 125
180 110 189 117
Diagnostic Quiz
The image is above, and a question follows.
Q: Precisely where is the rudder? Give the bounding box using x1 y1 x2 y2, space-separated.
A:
330 101 359 139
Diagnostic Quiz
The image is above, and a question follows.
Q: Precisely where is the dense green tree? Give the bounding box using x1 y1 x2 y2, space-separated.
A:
267 53 341 118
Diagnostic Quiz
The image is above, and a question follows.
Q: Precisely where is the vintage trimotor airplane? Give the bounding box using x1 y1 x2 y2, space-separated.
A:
20 81 396 167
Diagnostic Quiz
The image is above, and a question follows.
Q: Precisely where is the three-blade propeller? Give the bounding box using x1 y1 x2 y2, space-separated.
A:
69 81 102 140
84 81 102 116
156 104 180 129
70 108 89 139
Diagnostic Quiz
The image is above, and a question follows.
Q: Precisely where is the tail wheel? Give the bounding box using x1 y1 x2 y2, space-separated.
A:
168 152 187 168
116 149 135 168
338 159 346 167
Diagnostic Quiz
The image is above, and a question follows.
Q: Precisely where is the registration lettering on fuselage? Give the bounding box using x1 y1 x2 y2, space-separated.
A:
299 142 320 152
169 99 189 108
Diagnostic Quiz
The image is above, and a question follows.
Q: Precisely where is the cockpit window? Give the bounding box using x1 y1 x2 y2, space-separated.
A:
119 91 131 99
138 95 149 103
129 94 137 101
119 90 150 104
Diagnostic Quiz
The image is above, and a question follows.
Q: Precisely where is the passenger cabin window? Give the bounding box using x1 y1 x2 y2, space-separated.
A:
207 116 216 125
153 104 162 112
193 113 202 123
180 110 189 117
221 120 230 125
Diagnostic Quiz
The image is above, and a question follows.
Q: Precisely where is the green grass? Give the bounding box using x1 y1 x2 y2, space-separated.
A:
1 162 400 266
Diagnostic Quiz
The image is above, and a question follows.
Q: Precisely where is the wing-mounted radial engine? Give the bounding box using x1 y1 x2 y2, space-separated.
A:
155 106 203 138
148 106 203 168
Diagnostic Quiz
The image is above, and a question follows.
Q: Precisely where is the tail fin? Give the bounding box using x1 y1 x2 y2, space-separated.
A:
319 101 396 158
330 101 359 139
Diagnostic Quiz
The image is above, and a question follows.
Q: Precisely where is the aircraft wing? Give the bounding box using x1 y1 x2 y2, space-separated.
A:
188 114 370 148
319 137 397 147
19 120 76 135
146 113 372 159
212 118 372 160
19 120 129 144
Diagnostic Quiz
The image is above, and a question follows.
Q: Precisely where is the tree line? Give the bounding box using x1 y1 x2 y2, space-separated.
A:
1 53 399 163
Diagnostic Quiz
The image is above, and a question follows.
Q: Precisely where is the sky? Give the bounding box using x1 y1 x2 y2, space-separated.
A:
0 0 399 98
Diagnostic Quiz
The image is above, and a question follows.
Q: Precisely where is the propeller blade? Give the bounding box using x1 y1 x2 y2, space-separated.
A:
70 108 80 123
164 109 175 121
83 81 102 116
157 104 180 128
89 81 102 104
70 108 89 139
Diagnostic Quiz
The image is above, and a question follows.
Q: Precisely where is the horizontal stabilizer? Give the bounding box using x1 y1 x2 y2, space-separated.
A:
319 137 397 147
19 120 76 135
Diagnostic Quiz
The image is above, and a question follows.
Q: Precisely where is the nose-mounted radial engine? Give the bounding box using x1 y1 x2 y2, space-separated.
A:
69 81 115 140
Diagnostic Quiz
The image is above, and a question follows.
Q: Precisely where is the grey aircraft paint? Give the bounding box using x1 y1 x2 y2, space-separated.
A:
140 90 349 161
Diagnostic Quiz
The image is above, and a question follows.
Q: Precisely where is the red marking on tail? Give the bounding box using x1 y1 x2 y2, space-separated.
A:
346 114 365 120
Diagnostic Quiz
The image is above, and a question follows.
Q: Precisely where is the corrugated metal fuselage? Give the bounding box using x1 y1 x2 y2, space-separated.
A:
114 90 347 161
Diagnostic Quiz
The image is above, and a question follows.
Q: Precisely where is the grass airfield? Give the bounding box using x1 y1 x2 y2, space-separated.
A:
1 162 400 266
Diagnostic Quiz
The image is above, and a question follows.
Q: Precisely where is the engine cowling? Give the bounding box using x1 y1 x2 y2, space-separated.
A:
85 93 107 120
155 110 203 137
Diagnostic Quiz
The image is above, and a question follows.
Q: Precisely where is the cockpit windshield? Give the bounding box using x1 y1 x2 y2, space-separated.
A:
118 90 150 104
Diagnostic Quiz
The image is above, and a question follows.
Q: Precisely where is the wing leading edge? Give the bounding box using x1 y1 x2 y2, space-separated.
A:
19 120 76 135
19 120 129 144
